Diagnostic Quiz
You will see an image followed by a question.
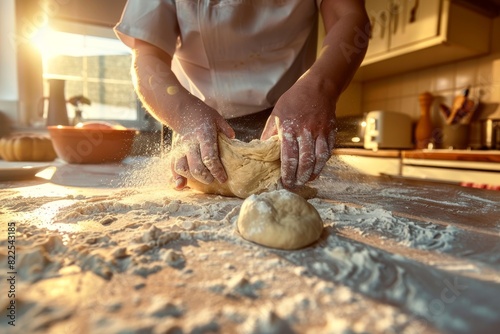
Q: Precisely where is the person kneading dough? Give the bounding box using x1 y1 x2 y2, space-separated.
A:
237 189 323 250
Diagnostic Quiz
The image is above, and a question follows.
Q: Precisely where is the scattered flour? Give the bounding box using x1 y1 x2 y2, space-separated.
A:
0 157 498 334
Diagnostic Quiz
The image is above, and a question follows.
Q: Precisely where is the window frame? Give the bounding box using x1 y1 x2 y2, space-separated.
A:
39 19 158 131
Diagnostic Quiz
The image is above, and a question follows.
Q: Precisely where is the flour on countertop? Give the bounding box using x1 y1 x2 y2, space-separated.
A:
0 157 499 334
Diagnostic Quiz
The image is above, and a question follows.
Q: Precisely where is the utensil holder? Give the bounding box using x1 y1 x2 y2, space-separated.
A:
441 124 470 149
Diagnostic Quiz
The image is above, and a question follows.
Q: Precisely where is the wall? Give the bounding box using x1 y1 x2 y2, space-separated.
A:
40 0 126 28
360 16 500 148
335 82 363 117
0 0 19 124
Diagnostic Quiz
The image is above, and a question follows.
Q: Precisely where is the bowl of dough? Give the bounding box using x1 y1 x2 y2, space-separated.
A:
47 122 138 164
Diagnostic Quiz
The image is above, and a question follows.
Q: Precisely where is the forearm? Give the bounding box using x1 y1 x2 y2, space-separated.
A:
131 41 235 186
306 2 369 102
131 44 200 133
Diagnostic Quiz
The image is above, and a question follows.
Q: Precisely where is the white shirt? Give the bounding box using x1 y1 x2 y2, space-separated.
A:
115 0 323 119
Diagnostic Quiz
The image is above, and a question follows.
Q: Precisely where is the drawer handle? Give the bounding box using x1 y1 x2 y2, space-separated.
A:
391 2 400 34
379 12 387 39
410 0 419 23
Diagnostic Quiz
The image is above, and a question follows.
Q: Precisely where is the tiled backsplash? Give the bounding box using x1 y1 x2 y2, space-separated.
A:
362 55 500 122
361 54 500 148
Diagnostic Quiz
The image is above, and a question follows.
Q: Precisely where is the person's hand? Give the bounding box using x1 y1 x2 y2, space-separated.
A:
170 99 235 190
261 78 336 188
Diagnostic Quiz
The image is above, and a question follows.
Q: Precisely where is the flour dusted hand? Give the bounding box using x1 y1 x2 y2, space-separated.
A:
260 71 336 189
169 102 235 188
237 189 323 250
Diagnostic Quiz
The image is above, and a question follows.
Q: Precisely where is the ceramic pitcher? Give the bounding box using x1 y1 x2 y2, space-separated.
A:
46 79 69 126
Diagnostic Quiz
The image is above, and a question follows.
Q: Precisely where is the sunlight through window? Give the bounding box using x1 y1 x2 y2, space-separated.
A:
39 28 137 123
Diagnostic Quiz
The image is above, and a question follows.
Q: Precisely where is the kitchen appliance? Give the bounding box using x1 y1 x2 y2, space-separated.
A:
364 110 413 150
480 118 500 149
335 115 366 148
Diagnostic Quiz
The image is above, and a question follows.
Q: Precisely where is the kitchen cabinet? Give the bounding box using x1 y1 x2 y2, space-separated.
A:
364 0 391 59
356 0 492 80
332 148 402 176
402 149 500 185
333 148 500 187
366 0 442 59
390 0 442 50
402 164 500 185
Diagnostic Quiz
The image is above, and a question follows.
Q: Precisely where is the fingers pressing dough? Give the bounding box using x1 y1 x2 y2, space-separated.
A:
174 134 316 199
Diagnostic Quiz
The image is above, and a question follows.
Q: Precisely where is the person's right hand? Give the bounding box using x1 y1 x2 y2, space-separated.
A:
170 99 235 190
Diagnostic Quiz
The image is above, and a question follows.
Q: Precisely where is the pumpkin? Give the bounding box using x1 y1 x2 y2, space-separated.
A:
0 134 57 162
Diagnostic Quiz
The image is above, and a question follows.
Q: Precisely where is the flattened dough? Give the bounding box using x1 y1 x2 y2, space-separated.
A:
185 134 280 198
173 134 316 199
237 189 324 250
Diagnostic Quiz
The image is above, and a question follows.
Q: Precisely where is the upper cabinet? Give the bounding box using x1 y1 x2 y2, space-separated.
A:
390 0 442 50
356 0 493 81
364 0 391 58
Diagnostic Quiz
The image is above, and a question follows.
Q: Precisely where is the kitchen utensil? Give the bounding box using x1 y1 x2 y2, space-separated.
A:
458 99 478 124
446 87 469 125
439 103 451 119
47 124 137 164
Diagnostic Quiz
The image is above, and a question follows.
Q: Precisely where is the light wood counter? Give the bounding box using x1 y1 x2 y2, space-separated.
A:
402 150 500 163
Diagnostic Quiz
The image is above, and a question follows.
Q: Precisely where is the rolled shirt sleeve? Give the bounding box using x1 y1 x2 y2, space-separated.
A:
114 0 179 56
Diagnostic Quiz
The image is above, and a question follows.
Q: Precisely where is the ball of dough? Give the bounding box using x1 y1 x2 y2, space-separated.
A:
237 190 323 250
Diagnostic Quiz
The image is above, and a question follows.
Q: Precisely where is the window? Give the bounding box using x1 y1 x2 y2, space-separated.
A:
35 22 156 130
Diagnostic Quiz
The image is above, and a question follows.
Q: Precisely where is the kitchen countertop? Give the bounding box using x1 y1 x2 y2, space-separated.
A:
403 150 500 162
0 157 499 333
334 148 500 162
333 148 401 158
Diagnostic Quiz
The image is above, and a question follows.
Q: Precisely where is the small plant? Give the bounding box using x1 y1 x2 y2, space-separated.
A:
68 95 91 125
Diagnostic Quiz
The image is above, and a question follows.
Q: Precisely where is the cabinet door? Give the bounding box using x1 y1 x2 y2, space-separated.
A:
365 0 392 58
389 0 442 50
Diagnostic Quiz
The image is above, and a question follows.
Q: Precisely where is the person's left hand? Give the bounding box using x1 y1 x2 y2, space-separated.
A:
261 77 337 188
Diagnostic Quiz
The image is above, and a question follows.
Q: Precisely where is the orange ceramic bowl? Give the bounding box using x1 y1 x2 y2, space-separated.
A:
47 124 138 164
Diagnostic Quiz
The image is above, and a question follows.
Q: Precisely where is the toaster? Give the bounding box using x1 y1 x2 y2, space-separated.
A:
364 111 414 150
